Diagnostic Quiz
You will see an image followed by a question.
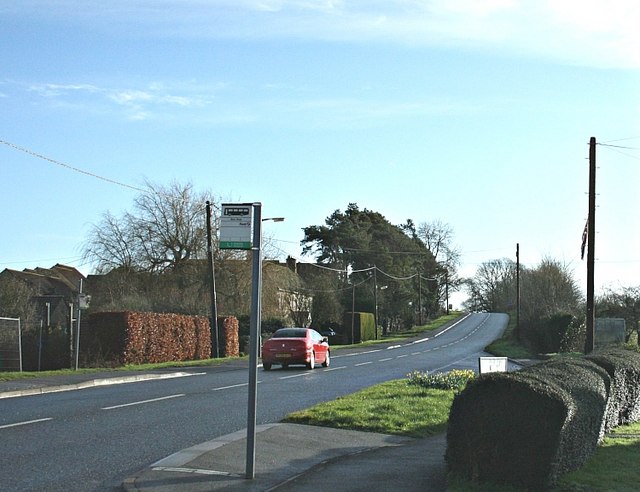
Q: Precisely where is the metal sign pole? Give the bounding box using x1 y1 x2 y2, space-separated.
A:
246 202 262 479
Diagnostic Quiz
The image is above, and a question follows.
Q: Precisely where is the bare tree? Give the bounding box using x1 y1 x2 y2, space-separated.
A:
416 219 462 303
83 180 215 273
416 220 461 268
466 258 517 312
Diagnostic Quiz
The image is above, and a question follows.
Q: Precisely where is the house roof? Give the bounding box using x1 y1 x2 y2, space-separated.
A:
0 264 85 297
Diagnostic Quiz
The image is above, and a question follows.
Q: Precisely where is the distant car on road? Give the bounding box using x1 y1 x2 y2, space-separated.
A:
261 327 330 371
319 328 336 338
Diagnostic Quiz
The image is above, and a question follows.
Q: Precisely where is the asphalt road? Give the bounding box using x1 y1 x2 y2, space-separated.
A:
0 312 508 491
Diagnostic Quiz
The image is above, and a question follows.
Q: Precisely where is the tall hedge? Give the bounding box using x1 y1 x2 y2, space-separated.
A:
84 311 211 365
341 312 376 343
212 316 239 358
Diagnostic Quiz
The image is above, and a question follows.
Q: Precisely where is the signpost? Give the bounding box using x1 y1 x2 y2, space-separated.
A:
219 202 262 480
219 204 253 250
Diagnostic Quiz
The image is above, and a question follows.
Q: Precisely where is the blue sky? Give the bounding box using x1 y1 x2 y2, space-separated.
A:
2 1 639 307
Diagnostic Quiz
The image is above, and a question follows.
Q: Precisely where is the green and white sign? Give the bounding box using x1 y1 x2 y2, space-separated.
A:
219 203 253 249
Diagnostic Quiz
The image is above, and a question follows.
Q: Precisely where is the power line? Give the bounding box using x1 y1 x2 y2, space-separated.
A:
598 142 639 150
1 139 148 193
600 136 640 144
597 144 640 161
1 139 212 210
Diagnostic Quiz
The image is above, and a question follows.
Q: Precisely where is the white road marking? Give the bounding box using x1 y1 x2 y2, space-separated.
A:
102 394 185 410
212 383 249 391
279 373 309 380
151 466 238 477
0 418 53 430
355 362 373 367
378 358 393 362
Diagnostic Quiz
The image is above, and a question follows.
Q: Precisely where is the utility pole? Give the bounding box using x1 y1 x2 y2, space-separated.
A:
206 201 220 358
373 266 378 340
418 273 423 326
585 137 597 353
445 272 450 315
516 243 520 339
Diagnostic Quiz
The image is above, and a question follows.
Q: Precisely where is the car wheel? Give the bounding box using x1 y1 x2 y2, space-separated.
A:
263 362 272 371
306 352 315 370
322 351 330 368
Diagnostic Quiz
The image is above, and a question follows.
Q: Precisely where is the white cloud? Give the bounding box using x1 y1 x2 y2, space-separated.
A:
6 1 639 67
22 81 213 120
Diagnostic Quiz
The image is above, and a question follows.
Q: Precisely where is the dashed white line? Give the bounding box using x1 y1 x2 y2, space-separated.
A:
212 383 249 391
279 373 309 380
102 394 185 410
378 358 393 362
0 418 53 430
355 362 373 367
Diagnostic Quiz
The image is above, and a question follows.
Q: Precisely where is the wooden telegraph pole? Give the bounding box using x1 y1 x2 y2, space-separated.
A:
585 137 597 353
516 243 520 339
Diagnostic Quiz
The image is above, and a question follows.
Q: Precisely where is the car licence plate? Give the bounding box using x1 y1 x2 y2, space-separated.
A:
275 353 291 358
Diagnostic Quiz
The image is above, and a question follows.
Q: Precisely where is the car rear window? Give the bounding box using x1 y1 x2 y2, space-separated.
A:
272 328 307 338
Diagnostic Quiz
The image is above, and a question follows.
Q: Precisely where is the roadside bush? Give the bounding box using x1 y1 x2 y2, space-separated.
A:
586 347 640 431
407 369 475 391
446 357 610 489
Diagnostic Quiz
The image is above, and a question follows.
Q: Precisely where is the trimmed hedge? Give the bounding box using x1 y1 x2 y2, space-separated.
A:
212 316 239 358
340 312 376 343
586 347 640 431
84 311 211 365
446 357 610 489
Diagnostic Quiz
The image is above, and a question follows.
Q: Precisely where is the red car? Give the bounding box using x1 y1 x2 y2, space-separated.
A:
262 328 330 371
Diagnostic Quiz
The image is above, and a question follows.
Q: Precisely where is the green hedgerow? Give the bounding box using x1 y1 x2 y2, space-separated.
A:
407 369 476 391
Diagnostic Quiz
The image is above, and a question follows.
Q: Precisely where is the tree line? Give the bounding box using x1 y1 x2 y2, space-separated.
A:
466 256 640 353
78 181 461 334
4 178 628 353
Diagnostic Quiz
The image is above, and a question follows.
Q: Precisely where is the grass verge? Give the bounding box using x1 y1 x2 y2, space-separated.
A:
556 422 640 491
0 356 236 382
337 311 465 348
284 378 455 438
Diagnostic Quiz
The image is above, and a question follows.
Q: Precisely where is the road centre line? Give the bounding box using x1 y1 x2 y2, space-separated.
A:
323 366 347 372
378 357 393 362
279 373 309 380
212 382 249 391
355 361 372 367
332 349 382 359
102 394 185 410
0 418 53 430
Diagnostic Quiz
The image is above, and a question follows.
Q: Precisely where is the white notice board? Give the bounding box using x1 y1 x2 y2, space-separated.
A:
478 356 508 374
219 204 253 249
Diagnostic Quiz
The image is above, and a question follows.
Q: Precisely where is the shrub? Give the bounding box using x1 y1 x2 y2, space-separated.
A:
586 347 640 431
446 357 610 489
407 369 475 391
